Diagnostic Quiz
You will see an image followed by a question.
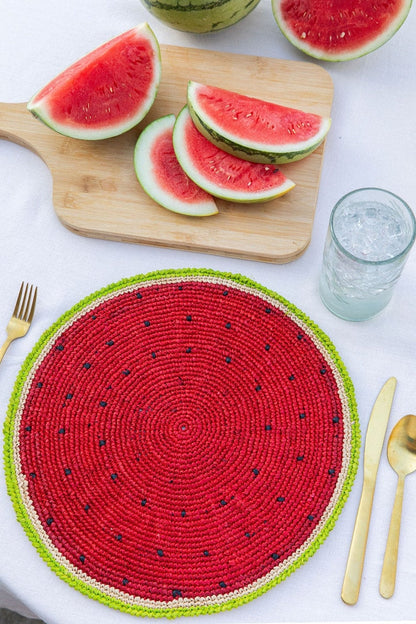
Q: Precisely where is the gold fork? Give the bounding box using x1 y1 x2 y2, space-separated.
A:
0 282 37 365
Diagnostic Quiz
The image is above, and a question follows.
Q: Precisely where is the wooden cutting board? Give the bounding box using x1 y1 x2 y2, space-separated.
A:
0 44 333 263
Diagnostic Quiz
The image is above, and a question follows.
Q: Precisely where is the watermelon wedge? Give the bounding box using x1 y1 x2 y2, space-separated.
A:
187 82 331 164
27 24 161 140
134 115 218 217
272 0 412 61
173 106 295 203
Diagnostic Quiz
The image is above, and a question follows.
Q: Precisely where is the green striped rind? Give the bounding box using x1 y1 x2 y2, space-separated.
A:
140 0 260 32
3 268 360 618
187 83 331 164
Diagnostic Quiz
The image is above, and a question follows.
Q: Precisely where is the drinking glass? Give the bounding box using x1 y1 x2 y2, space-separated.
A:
319 188 416 321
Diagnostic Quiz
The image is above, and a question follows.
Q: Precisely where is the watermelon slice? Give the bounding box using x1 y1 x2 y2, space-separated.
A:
173 106 295 203
272 0 412 61
27 24 161 140
134 115 218 217
188 81 331 164
139 0 261 33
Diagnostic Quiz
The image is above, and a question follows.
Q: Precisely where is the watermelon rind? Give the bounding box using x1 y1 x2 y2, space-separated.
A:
27 23 161 140
271 0 413 61
173 106 295 203
187 81 331 164
134 115 218 217
140 0 261 33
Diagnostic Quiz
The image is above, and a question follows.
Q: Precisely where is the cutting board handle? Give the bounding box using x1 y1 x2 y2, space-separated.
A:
0 101 52 162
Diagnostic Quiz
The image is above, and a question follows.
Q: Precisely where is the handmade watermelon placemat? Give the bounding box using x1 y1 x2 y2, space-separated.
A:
4 269 360 618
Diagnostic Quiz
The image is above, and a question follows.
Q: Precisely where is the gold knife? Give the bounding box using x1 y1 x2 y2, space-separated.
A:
341 376 397 605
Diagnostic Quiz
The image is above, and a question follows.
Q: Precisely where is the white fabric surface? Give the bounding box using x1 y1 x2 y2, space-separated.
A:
0 1 415 623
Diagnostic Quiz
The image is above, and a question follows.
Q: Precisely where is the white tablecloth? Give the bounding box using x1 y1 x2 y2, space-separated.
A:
0 1 415 622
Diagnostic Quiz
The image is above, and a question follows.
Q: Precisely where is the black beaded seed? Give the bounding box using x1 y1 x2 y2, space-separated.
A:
271 553 280 560
265 343 271 351
66 393 73 399
58 428 65 434
333 416 340 423
255 385 261 391
37 382 43 388
141 499 147 506
245 532 251 538
99 401 107 407
136 292 142 299
299 413 306 419
225 322 231 329
252 468 259 476
225 356 232 363
219 581 226 588
30 472 36 479
144 320 150 327
203 550 210 556
308 515 315 521
122 578 129 586
328 469 336 475
220 499 227 506
123 369 130 376
116 534 122 541
157 549 164 557
186 347 192 353
106 340 114 346
289 375 295 381
80 555 85 563
320 368 327 375
25 426 31 432
99 439 106 447
265 308 271 314
111 473 118 480
265 424 272 431
297 333 303 340
297 455 304 461
46 517 53 526
186 315 192 321
277 496 285 502
65 468 71 475
181 510 186 517
84 504 90 512
83 363 91 369
151 352 157 359
56 345 64 351
223 290 228 296
172 589 182 598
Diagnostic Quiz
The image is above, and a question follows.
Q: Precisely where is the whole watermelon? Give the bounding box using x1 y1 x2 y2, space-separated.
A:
140 0 261 33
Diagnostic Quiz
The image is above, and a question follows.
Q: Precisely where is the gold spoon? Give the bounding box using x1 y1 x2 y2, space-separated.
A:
379 414 416 598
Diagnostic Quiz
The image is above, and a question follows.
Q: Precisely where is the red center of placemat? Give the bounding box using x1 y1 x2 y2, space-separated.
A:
18 278 344 602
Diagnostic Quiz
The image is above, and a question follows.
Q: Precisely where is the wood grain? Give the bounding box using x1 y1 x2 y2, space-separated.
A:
0 44 333 263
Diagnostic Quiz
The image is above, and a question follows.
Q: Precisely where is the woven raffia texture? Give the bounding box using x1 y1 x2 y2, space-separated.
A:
4 269 360 618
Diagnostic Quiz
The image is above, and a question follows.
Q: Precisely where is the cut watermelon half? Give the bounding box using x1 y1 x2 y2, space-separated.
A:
173 107 295 203
134 115 218 217
272 0 412 61
27 23 161 140
188 81 331 164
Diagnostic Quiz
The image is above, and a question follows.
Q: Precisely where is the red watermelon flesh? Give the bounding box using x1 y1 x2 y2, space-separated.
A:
272 0 412 61
28 24 161 139
173 107 295 203
190 82 326 146
134 115 218 216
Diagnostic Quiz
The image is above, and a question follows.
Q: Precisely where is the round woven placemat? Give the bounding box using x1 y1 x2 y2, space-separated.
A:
4 269 360 618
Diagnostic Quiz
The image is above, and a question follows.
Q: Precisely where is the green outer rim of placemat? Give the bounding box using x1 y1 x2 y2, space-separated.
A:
3 268 361 618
